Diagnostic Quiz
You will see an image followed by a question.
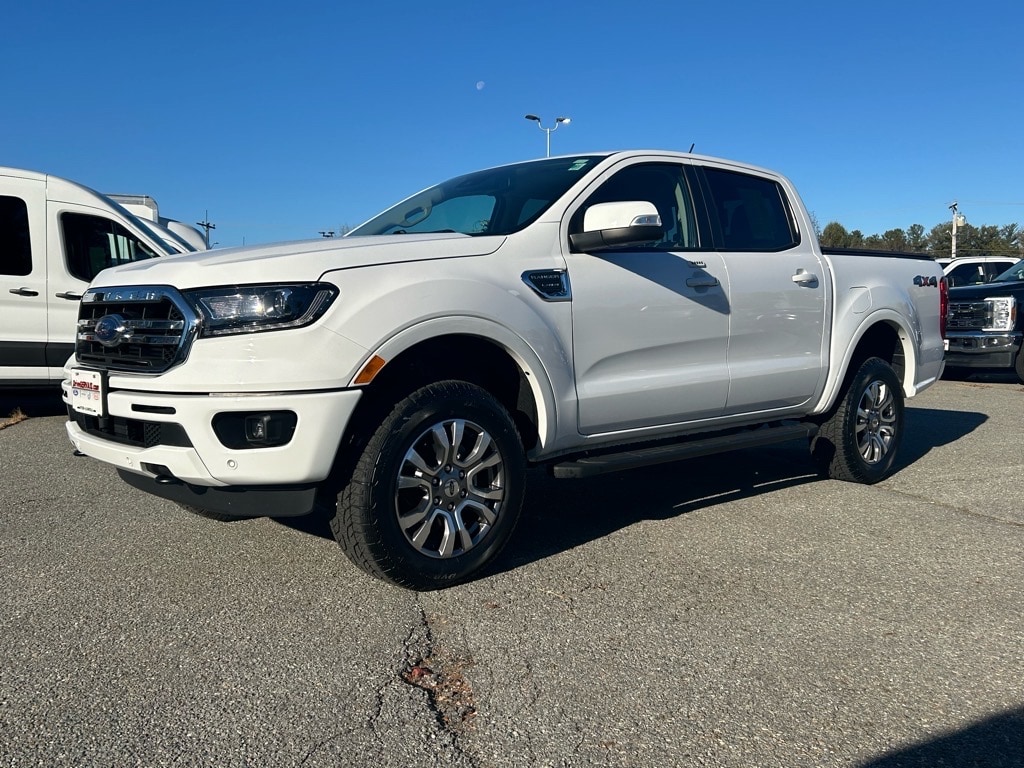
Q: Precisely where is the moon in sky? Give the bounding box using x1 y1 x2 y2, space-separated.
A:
476 81 485 90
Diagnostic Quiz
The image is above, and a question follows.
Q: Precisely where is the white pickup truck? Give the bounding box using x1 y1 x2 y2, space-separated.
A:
62 151 947 589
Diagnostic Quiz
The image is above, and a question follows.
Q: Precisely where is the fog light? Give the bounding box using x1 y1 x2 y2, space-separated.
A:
212 411 297 449
246 414 282 444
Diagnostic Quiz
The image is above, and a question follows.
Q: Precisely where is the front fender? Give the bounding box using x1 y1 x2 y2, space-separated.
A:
321 260 575 453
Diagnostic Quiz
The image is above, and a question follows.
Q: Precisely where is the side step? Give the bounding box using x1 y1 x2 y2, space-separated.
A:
550 422 818 479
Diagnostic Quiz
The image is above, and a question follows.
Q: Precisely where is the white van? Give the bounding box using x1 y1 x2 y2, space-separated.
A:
106 194 208 252
1 167 184 387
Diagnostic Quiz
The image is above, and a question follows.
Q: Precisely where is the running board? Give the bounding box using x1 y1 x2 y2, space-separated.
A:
550 422 818 479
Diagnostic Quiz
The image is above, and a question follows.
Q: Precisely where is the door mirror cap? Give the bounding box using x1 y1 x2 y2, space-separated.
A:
570 201 663 252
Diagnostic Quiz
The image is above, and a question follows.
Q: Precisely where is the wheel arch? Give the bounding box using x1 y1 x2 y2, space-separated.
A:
346 317 561 458
818 312 914 414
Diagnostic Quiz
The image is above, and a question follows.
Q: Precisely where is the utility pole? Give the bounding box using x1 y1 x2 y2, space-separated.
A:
949 202 965 259
197 210 216 248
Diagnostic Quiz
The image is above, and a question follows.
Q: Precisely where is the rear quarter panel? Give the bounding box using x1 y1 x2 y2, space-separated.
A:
818 250 945 411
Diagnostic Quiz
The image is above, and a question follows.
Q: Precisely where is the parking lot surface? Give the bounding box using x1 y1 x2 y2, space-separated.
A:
1 377 1022 767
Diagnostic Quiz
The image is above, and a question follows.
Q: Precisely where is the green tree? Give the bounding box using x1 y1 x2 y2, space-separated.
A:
802 215 1021 258
820 221 850 247
880 228 909 251
907 224 927 251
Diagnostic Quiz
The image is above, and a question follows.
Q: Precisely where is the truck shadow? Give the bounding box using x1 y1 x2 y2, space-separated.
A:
857 705 1024 768
273 405 987 575
483 405 986 579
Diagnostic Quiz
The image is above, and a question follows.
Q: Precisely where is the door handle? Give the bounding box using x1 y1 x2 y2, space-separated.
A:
9 287 40 296
791 270 818 286
686 276 720 288
55 291 84 300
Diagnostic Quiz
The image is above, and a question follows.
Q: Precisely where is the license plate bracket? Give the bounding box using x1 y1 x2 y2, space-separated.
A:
70 369 105 417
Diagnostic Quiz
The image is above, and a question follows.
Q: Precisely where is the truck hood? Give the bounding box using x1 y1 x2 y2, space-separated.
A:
947 281 1024 300
89 232 506 289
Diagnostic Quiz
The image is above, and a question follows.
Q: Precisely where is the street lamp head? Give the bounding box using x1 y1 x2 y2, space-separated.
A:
524 113 571 157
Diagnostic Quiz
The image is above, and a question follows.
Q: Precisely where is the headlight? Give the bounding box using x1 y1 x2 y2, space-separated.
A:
183 283 339 337
985 296 1015 332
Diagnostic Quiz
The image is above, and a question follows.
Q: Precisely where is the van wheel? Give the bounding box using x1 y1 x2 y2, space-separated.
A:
331 381 526 590
1014 349 1024 384
811 357 904 484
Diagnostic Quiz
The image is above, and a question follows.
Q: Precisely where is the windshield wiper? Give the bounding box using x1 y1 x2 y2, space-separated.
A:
389 229 458 235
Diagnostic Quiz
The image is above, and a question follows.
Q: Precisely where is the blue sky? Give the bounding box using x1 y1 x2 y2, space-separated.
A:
3 1 1022 248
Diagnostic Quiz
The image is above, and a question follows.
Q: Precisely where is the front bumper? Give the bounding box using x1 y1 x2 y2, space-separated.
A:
944 331 1022 368
64 384 362 500
116 469 320 517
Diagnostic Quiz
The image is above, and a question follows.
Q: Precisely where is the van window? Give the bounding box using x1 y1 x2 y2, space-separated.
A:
702 167 798 252
0 195 32 276
61 213 160 282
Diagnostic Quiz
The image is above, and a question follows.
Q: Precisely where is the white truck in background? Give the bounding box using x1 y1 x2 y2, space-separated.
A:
62 151 947 589
936 255 1021 287
0 167 197 387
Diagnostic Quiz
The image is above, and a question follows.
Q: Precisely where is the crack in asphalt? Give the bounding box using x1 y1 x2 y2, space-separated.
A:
399 601 481 764
884 486 1024 527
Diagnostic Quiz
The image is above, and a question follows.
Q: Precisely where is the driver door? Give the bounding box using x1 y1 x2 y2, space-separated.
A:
565 161 731 435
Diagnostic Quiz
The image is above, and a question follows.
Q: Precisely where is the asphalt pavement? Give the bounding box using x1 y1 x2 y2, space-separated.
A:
1 376 1021 767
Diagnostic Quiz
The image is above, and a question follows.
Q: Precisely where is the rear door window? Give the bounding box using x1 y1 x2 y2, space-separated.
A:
701 167 799 251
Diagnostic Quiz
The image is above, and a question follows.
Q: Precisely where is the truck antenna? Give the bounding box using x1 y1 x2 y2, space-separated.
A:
688 143 695 153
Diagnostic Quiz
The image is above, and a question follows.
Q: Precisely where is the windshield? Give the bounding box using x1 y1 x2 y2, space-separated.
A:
347 155 607 237
992 262 1024 282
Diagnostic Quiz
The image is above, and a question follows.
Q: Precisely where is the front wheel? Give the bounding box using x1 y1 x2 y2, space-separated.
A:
811 357 904 484
331 381 526 590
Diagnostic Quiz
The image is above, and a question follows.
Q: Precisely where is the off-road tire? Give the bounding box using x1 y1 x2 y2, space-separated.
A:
811 357 904 484
331 380 526 590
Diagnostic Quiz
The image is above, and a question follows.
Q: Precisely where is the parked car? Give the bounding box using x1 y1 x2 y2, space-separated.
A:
62 151 947 589
940 256 1021 287
945 261 1024 381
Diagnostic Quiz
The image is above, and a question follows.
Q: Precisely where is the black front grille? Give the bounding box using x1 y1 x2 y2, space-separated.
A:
75 286 196 373
68 407 192 449
947 301 990 330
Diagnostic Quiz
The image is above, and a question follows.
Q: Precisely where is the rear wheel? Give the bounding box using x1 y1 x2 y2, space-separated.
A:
331 380 526 590
811 357 904 484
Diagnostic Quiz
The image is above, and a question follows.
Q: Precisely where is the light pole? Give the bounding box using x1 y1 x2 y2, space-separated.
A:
524 114 571 157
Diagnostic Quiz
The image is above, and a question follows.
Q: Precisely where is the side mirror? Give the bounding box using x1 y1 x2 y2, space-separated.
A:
569 201 663 252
